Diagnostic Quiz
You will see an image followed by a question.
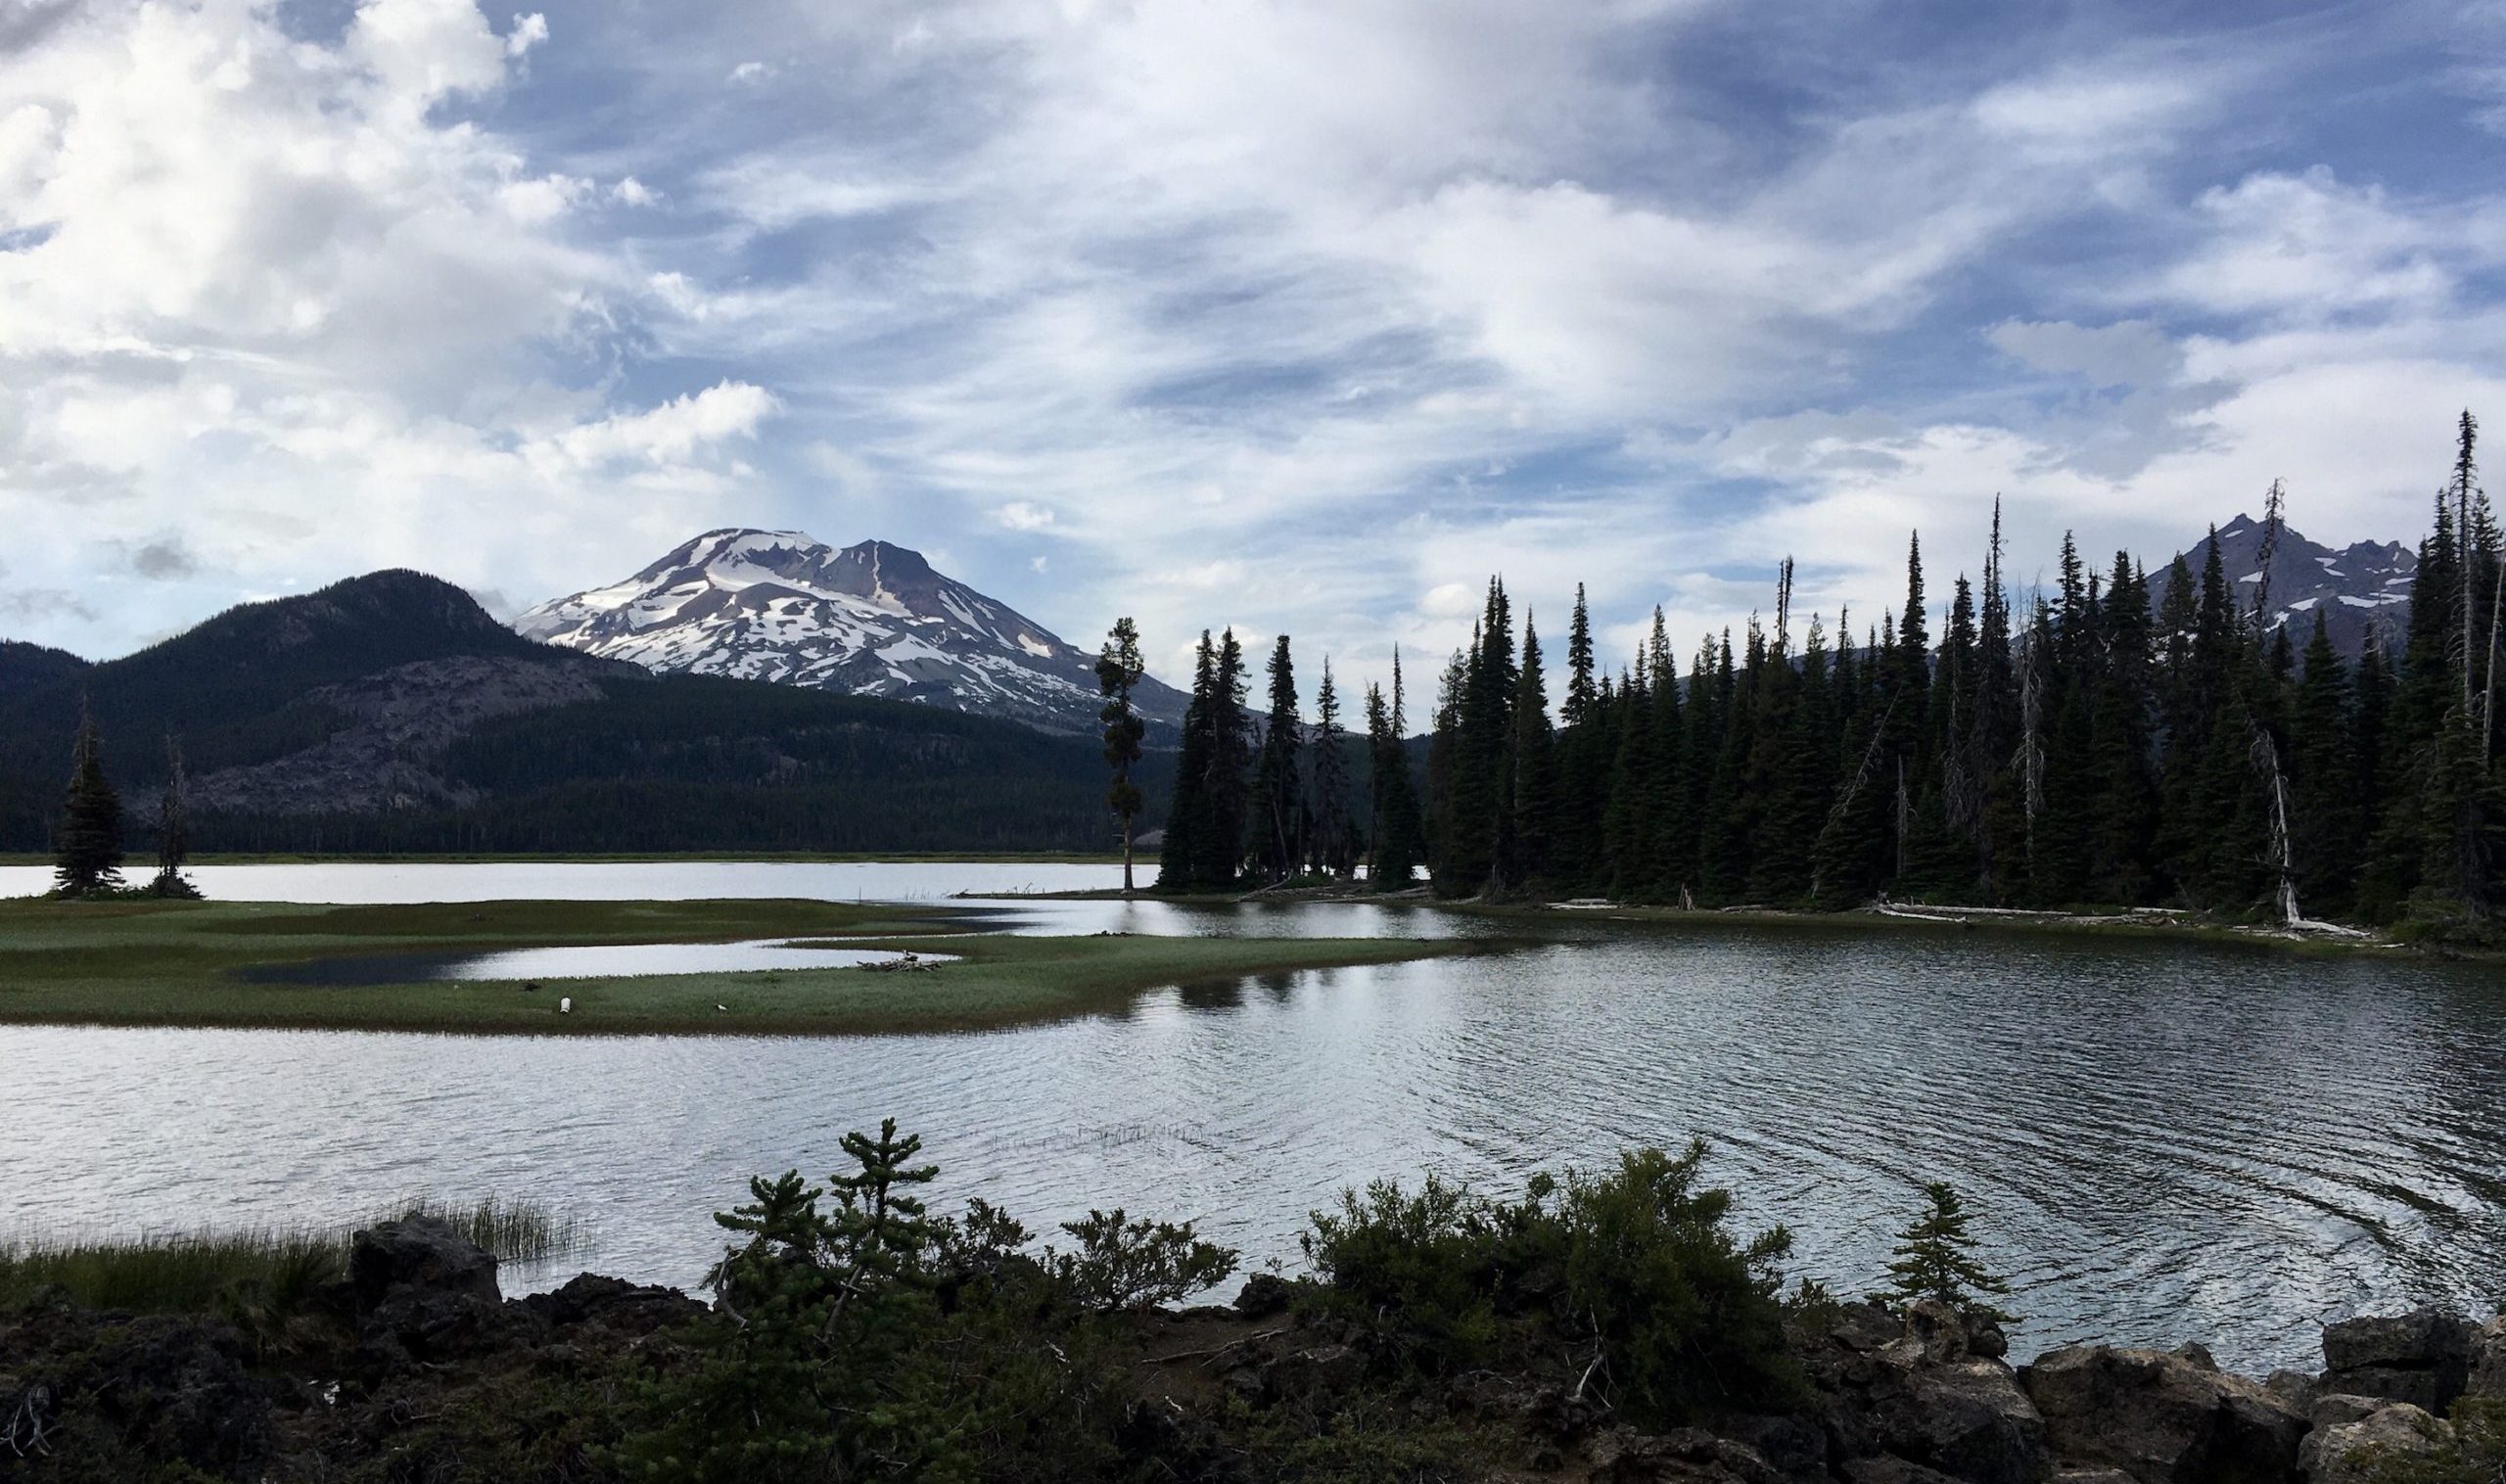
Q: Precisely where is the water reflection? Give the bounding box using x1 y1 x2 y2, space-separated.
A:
239 939 949 985
5 863 2506 1373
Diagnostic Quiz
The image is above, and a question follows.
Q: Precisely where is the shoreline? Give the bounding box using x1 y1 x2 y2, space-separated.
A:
0 896 1483 1038
1010 882 2468 958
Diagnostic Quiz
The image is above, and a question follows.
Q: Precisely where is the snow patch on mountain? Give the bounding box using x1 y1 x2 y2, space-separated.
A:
517 530 1183 734
2153 514 2416 658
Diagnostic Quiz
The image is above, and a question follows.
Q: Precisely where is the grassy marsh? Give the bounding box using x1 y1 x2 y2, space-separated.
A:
0 896 1476 1035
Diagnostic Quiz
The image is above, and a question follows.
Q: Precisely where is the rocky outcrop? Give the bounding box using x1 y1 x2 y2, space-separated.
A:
2321 1308 2474 1414
2298 1399 2454 1484
2019 1343 2307 1484
1797 1300 2046 1484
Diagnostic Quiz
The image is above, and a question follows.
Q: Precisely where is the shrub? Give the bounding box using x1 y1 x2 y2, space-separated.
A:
1300 1141 1801 1423
1045 1209 1238 1311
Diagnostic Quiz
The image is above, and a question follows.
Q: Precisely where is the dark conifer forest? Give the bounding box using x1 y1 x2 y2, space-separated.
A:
1162 414 2504 937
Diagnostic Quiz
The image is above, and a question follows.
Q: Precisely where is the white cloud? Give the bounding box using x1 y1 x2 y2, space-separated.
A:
994 500 1055 531
539 382 778 469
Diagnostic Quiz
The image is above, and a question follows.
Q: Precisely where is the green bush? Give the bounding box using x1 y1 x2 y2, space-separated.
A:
1300 1140 1801 1424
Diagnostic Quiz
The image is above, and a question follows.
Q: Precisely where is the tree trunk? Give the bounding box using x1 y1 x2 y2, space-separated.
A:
1121 814 1135 895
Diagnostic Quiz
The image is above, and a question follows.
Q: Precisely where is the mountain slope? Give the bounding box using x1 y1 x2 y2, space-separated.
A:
2153 514 2416 657
0 572 1162 854
0 640 91 700
517 531 1185 734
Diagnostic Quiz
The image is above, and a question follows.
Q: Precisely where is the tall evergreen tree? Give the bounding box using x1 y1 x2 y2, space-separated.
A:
52 701 124 898
1309 660 1355 879
1506 618 1556 893
1245 635 1303 883
1157 633 1219 892
1368 653 1425 888
1095 618 1149 893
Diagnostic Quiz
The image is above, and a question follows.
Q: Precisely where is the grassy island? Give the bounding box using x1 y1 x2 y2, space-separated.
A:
0 897 1476 1036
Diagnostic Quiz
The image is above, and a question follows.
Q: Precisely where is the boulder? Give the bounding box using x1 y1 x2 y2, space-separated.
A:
1796 1301 2046 1484
1842 1458 1970 1484
2019 1344 2306 1484
2466 1316 2506 1401
2321 1309 2473 1414
1587 1425 1787 1484
1234 1271 1294 1320
348 1216 501 1311
518 1273 705 1337
2312 1395 2393 1431
348 1217 520 1372
2265 1370 2321 1414
2297 1401 2454 1484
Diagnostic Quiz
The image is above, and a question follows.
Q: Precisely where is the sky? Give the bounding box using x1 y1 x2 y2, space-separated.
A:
5 0 2506 693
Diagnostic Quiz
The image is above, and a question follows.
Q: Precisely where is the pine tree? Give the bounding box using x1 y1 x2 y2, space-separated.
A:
1207 629 1253 886
1247 635 1304 882
2291 614 2363 917
1310 660 1355 878
1157 633 1218 892
52 701 124 898
1096 618 1149 893
1368 653 1425 888
150 734 198 899
1506 618 1556 893
1884 1183 2011 1318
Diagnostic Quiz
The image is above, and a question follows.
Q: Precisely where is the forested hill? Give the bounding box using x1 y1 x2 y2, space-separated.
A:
0 639 91 699
0 572 1165 856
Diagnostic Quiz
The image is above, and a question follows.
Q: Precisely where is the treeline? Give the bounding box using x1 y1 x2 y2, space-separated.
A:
1163 413 2504 935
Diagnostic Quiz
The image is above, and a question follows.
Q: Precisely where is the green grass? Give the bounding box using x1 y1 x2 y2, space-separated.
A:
0 897 1478 1035
0 1196 585 1315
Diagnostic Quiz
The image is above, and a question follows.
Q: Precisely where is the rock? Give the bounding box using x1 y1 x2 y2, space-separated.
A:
2265 1370 2321 1413
2298 1402 2454 1484
2311 1395 2393 1431
2019 1344 2306 1484
1724 1412 1833 1484
2465 1316 2506 1401
2172 1342 2218 1372
1234 1271 1294 1320
1587 1425 1787 1484
1908 1298 2012 1363
1842 1458 1969 1484
2051 1470 2141 1484
348 1216 501 1311
1796 1302 2046 1484
518 1273 705 1337
347 1218 527 1373
2322 1309 2473 1414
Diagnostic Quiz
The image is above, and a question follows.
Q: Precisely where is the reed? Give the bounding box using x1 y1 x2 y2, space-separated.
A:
0 1195 587 1317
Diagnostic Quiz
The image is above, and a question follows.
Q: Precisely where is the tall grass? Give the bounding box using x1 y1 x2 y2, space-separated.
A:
0 1195 589 1318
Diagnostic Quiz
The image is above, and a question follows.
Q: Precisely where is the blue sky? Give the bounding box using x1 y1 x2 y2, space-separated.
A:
4 0 2504 691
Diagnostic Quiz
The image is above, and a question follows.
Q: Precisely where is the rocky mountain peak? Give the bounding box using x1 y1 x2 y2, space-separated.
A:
517 531 1184 734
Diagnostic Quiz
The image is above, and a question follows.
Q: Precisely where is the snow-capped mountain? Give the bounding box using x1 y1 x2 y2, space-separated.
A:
2154 513 2417 657
516 531 1184 734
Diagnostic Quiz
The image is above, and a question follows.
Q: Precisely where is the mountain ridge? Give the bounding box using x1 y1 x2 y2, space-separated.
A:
517 530 1185 735
2154 514 2415 657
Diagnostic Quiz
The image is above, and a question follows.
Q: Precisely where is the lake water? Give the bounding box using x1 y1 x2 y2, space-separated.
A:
0 859 1139 904
5 861 2504 1373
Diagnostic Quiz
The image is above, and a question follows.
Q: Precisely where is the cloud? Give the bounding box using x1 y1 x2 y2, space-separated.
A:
539 382 779 469
1988 320 2183 390
4 0 2502 700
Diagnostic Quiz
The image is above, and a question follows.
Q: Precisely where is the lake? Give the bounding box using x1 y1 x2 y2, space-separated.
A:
4 860 2503 1373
